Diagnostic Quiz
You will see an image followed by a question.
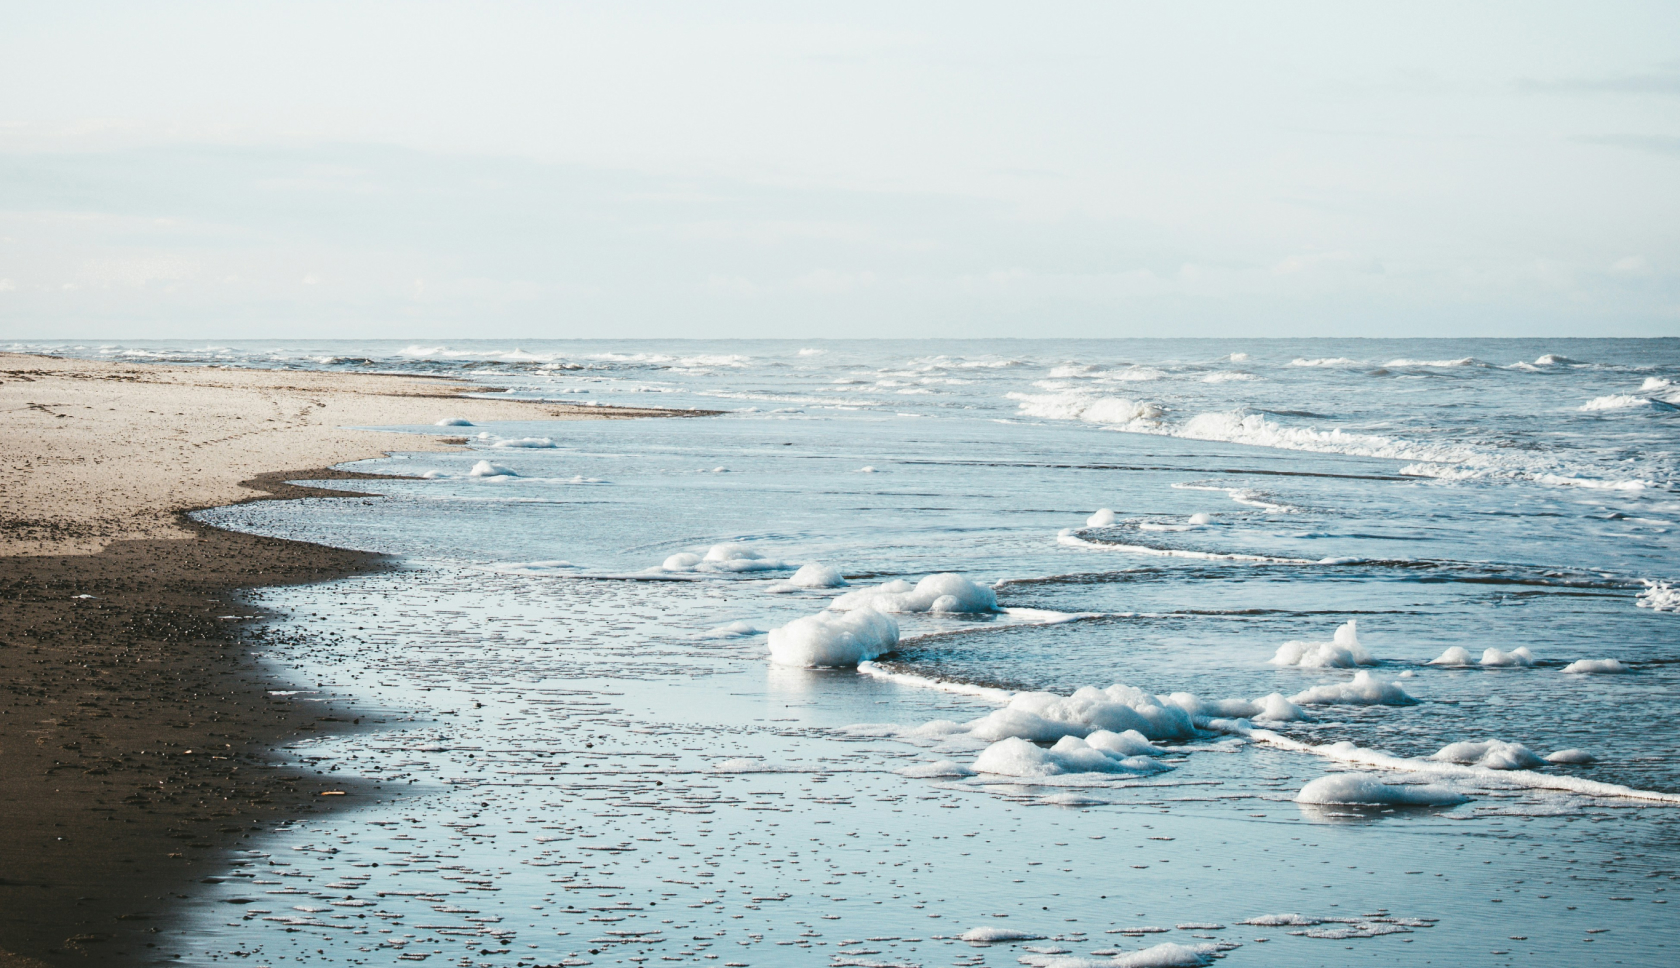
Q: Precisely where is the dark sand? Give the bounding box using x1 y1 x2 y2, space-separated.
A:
0 354 701 964
0 472 398 965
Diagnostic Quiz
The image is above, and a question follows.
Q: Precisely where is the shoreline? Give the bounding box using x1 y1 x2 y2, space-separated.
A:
0 353 685 966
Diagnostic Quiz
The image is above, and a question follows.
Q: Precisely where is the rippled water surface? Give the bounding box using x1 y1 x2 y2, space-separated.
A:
22 338 1678 966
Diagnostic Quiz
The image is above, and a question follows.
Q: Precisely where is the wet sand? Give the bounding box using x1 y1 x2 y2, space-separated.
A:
0 353 674 965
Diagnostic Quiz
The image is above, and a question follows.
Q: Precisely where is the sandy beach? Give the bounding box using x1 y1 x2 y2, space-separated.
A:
0 353 672 966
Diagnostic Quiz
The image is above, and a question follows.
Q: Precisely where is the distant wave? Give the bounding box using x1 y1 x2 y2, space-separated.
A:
1010 390 1666 491
1580 394 1678 412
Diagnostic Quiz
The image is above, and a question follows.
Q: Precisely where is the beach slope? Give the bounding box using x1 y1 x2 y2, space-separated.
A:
0 353 653 965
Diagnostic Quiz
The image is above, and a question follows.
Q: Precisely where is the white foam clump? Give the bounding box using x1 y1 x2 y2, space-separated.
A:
1186 512 1212 525
711 758 781 773
491 436 556 448
788 563 848 588
766 608 899 667
1430 644 1536 667
1546 748 1596 765
1087 508 1117 527
973 732 1172 778
961 926 1045 942
1428 739 1545 770
965 685 1197 744
1165 692 1312 723
434 417 474 426
1562 658 1630 674
1637 580 1680 612
830 573 998 614
1016 943 1219 967
1288 670 1416 705
1296 772 1467 806
1289 357 1360 367
661 543 795 573
468 460 517 478
1270 620 1374 668
702 542 790 571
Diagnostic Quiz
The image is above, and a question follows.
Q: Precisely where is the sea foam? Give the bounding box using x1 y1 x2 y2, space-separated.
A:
830 574 998 614
766 608 899 667
1561 658 1630 674
1270 620 1375 668
1288 670 1416 706
1296 772 1467 806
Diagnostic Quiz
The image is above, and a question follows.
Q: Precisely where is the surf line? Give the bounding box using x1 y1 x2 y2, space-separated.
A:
859 663 1680 806
1215 721 1680 806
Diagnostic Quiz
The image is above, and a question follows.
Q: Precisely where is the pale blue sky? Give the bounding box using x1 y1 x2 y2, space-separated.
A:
1 1 1676 338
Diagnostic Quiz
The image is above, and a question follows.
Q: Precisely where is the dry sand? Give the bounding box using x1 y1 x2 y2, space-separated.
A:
0 351 665 556
0 352 687 966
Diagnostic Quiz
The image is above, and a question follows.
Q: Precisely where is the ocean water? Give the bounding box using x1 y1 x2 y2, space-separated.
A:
19 338 1680 966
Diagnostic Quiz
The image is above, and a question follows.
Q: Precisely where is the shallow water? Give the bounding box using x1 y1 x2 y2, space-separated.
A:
25 338 1679 966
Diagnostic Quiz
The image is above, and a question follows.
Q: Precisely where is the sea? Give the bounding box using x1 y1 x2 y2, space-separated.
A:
15 338 1680 967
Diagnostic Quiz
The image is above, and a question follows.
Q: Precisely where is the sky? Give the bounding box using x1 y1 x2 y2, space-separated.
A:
1 1 1677 340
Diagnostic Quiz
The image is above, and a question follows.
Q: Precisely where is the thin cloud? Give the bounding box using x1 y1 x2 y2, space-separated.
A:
1516 71 1680 96
1572 133 1680 157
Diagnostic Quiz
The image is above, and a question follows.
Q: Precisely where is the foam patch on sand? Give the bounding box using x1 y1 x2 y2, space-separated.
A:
710 758 785 773
1270 620 1375 668
1296 772 1468 806
830 574 998 614
434 417 474 426
961 926 1046 942
482 560 574 575
964 686 1198 743
767 608 899 667
1016 942 1220 967
895 759 976 778
973 734 1172 777
1288 670 1416 706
